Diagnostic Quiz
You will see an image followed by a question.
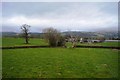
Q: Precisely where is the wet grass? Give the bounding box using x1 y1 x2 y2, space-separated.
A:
2 38 48 47
2 48 118 78
77 42 119 47
2 38 119 47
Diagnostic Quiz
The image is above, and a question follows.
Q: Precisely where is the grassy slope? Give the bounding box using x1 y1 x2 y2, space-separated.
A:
3 48 118 78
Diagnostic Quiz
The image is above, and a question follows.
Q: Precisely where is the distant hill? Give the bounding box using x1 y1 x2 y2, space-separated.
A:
1 32 17 37
62 31 119 39
62 31 97 38
1 32 44 38
1 31 119 39
29 32 44 38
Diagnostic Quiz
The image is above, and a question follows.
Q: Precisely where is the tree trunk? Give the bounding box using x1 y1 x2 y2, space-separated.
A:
25 32 29 44
25 37 28 44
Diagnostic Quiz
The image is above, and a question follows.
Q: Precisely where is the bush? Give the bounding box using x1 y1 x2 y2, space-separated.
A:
57 36 65 46
43 27 65 47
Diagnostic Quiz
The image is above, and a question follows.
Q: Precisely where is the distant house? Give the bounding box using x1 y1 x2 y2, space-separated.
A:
92 39 105 43
80 38 83 43
80 37 105 43
80 38 89 43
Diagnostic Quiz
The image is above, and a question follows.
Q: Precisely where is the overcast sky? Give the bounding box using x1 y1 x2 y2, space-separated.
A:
2 2 118 32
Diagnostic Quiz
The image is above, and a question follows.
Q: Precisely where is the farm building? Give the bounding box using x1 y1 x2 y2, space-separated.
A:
80 37 105 43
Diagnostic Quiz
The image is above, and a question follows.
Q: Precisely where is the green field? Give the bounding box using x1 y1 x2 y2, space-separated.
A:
2 38 48 47
2 37 119 78
77 42 119 47
2 38 119 47
3 48 118 78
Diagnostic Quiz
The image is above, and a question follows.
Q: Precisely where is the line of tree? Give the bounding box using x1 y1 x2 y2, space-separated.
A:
21 24 65 47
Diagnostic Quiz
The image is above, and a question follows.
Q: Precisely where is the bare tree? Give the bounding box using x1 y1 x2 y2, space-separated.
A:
21 24 31 44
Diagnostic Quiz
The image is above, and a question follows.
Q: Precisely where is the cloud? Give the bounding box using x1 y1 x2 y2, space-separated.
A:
2 2 118 32
2 0 119 2
3 16 52 26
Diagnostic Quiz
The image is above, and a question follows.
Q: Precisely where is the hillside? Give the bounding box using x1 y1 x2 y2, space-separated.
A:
1 31 119 39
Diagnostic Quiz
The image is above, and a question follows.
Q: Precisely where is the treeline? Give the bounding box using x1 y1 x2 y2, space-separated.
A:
2 24 120 47
20 24 66 47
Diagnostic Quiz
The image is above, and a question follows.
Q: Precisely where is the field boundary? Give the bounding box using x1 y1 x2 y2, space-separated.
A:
1 45 120 49
1 45 50 49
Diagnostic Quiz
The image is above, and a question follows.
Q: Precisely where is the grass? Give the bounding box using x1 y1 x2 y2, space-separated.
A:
77 42 119 47
2 37 119 78
2 38 48 47
3 48 118 78
2 38 119 47
0 45 1 79
0 38 1 79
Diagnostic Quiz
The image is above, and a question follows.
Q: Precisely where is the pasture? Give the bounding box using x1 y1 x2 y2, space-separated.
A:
3 48 118 78
77 42 119 47
2 38 119 47
2 38 48 47
2 38 119 78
